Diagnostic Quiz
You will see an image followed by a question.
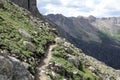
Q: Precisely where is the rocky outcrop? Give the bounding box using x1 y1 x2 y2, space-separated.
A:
0 56 13 80
67 54 80 69
0 0 3 8
0 49 34 80
23 41 36 52
48 62 73 79
9 56 34 80
0 55 34 80
19 29 33 40
8 0 40 17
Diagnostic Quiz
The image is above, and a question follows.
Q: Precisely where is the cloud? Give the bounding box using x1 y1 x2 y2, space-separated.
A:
37 0 120 17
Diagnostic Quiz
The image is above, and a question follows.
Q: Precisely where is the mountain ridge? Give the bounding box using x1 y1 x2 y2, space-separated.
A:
46 14 120 69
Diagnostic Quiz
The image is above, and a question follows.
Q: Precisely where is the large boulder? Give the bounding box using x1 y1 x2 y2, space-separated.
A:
23 41 36 52
48 62 66 76
9 56 34 80
48 62 73 79
67 54 80 69
19 29 33 40
0 55 34 80
0 56 13 80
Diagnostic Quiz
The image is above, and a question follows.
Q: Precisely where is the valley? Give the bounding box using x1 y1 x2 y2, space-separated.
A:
46 14 120 69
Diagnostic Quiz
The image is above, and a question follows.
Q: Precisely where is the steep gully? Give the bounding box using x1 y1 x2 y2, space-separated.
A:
35 43 56 80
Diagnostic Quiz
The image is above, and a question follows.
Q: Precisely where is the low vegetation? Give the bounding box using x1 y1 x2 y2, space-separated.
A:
49 39 101 80
0 0 55 74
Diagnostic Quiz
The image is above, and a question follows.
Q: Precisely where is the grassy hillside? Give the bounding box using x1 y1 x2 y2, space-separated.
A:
49 38 118 80
0 0 56 74
0 0 119 80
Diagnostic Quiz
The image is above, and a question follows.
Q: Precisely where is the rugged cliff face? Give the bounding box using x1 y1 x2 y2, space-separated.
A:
9 0 40 17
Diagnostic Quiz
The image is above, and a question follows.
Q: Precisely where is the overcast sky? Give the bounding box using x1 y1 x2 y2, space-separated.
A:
37 0 120 17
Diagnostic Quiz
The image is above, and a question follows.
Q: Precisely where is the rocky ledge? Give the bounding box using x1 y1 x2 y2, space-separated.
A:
0 51 34 80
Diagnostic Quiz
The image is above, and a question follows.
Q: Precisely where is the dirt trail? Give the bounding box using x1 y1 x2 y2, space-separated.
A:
37 44 56 80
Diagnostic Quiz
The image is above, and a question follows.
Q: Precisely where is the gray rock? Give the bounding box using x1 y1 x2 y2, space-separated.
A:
51 71 57 80
23 41 36 52
22 62 30 69
9 56 34 80
73 70 78 75
19 29 33 40
67 54 80 68
0 56 13 80
48 62 66 76
0 54 34 80
55 37 63 44
64 42 71 48
88 66 96 73
0 0 3 8
0 50 8 57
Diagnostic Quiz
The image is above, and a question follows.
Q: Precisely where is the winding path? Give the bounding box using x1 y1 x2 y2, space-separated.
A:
36 44 56 80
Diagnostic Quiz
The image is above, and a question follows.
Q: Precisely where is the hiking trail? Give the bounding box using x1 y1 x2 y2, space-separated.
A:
36 44 56 80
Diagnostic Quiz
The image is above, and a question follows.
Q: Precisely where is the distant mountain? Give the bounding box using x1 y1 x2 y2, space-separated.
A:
46 14 120 69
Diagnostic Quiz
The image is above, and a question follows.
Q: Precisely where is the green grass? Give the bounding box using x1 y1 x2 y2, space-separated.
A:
0 0 56 74
50 43 100 80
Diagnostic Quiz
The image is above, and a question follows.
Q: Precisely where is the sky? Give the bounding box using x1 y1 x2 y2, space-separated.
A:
37 0 120 17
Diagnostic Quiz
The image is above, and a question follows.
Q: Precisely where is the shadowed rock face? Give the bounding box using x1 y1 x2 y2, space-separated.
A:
9 0 40 17
46 14 120 69
0 55 34 80
9 0 29 9
0 0 3 8
0 56 13 80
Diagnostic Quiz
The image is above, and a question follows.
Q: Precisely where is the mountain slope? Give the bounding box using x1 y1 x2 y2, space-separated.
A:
0 0 120 80
0 0 56 79
46 14 120 69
